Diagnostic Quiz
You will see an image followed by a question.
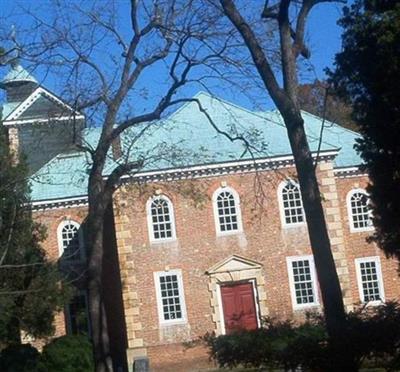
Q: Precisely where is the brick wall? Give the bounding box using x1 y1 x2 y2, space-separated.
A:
32 205 129 369
30 162 400 371
113 160 399 370
336 176 400 305
31 206 88 348
34 206 88 262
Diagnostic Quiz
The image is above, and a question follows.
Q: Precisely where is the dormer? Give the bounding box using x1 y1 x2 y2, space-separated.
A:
0 63 85 174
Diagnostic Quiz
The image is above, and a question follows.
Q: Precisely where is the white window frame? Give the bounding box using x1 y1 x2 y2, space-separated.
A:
212 186 243 236
154 269 187 326
57 220 85 261
66 290 91 337
146 195 177 243
355 256 385 305
286 255 319 310
347 188 374 233
278 180 306 228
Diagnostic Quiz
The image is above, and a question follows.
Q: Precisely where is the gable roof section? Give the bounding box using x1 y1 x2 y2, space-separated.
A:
165 92 337 159
2 86 84 123
256 108 362 168
1 102 20 119
30 151 91 202
301 111 362 168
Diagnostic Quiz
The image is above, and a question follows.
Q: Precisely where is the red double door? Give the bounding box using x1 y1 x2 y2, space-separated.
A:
220 282 258 334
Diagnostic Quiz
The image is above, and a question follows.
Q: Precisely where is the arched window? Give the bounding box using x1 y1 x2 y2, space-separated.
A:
57 220 84 261
347 189 373 232
147 195 176 242
213 187 243 235
278 180 305 226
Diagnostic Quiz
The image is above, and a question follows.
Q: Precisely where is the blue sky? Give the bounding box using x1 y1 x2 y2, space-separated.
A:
0 1 348 112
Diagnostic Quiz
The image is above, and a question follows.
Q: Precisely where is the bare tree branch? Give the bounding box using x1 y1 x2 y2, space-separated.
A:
220 0 289 110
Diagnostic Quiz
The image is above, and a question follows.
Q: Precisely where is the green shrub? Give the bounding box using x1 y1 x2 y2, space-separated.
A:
204 317 328 371
204 302 400 372
37 335 94 372
345 302 400 371
0 343 40 372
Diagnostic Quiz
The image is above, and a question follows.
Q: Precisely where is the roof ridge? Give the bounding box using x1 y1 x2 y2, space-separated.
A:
168 91 288 130
165 91 339 152
300 110 361 137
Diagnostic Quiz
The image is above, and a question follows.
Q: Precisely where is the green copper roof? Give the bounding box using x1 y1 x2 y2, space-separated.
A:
256 109 362 168
0 63 38 87
29 91 362 202
1 102 21 120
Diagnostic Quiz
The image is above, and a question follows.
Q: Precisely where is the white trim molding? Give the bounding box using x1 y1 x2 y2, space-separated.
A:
334 166 367 178
31 195 88 211
3 86 84 124
146 195 177 243
4 115 85 126
30 150 339 211
154 269 187 326
286 255 319 310
57 219 85 261
212 186 243 236
277 180 306 228
346 188 374 233
355 256 385 305
206 255 268 336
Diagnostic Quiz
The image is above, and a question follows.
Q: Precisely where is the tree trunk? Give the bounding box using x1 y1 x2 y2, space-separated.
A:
86 174 113 372
219 0 356 368
284 112 356 371
7 316 21 344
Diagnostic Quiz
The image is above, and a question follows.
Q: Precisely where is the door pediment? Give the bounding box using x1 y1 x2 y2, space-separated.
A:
206 255 262 275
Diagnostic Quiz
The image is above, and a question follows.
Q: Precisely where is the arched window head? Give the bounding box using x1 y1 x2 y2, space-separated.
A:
213 187 243 235
347 189 373 232
279 180 305 226
57 220 84 261
147 195 176 242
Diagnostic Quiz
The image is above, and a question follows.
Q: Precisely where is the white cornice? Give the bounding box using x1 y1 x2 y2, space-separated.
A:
31 196 88 211
30 150 339 211
334 166 367 178
3 115 85 126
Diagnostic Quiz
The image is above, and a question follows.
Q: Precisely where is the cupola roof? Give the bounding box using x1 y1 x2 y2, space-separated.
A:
0 62 37 88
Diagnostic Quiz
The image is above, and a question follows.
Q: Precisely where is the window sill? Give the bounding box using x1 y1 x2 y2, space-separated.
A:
282 222 307 230
150 238 179 248
292 303 320 311
361 300 385 307
159 319 188 327
216 230 244 238
350 227 374 233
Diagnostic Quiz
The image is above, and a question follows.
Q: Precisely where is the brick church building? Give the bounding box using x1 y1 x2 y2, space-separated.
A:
1 63 400 371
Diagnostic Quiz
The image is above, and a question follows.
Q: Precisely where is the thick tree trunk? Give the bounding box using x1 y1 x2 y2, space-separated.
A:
86 174 113 372
7 316 21 344
284 112 356 371
219 0 357 368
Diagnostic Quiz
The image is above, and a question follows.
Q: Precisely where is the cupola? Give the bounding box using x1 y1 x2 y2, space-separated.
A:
0 61 38 103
